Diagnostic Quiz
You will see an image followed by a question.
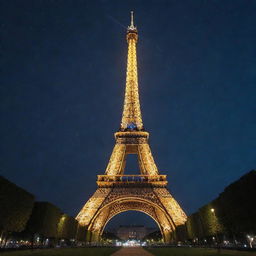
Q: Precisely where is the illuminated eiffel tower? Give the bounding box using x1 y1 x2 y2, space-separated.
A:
76 12 187 243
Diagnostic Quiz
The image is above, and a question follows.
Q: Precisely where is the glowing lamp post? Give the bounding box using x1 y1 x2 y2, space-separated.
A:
210 208 221 251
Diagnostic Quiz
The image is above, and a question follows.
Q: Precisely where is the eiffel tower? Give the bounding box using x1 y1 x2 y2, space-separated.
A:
76 12 187 243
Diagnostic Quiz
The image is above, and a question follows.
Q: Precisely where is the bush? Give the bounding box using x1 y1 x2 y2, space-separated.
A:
0 176 34 233
25 201 62 238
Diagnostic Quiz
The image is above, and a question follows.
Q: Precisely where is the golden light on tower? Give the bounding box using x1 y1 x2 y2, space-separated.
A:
76 12 187 243
121 11 143 130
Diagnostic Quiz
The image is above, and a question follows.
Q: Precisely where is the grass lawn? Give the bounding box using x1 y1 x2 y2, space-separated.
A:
147 247 256 256
0 247 118 256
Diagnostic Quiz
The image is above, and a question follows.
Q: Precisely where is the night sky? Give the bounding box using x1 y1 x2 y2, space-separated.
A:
1 0 256 229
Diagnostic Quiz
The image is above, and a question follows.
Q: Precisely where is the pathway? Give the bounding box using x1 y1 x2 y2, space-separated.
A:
111 247 153 256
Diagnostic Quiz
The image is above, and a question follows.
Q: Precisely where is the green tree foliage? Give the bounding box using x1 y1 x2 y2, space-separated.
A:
76 225 87 242
184 170 256 241
102 231 119 241
186 212 204 239
0 176 34 233
143 231 162 241
57 214 78 239
215 170 256 234
25 202 62 238
68 217 78 240
186 215 194 239
57 214 69 239
198 203 224 237
176 224 187 241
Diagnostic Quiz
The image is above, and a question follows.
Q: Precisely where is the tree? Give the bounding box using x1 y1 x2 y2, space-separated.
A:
102 231 119 243
216 170 256 235
199 203 224 237
57 214 78 240
25 202 62 240
76 225 87 242
0 176 34 244
183 170 256 243
176 224 187 241
186 212 204 240
143 231 162 242
68 216 78 240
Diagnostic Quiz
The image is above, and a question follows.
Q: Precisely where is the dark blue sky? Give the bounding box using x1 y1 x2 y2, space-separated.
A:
1 0 256 229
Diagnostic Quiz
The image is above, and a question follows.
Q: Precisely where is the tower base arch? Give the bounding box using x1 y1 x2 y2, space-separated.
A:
77 185 186 244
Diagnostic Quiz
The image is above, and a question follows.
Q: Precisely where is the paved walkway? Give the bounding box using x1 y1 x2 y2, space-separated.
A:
111 247 153 256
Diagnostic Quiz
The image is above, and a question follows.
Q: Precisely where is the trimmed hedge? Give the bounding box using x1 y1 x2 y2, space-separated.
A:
0 176 34 233
57 214 78 240
0 176 88 245
25 202 62 238
182 170 256 241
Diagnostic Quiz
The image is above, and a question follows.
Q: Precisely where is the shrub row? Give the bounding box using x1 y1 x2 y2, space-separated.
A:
176 170 256 243
0 176 86 247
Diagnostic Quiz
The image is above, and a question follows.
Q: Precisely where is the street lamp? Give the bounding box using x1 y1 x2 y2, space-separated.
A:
210 208 221 252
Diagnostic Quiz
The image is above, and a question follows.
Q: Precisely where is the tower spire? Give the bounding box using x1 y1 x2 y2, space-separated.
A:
121 12 143 130
129 11 135 30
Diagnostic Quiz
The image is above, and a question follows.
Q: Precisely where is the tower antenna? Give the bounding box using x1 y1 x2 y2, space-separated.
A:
128 11 136 30
131 11 134 27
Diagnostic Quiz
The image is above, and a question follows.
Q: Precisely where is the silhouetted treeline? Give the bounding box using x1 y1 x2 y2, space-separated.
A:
176 170 256 245
0 176 87 248
0 176 34 246
143 231 162 242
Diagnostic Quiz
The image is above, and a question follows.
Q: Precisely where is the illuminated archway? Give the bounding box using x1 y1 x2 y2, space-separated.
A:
87 197 176 243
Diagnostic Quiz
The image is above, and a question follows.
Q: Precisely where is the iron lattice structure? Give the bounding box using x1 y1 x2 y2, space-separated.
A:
76 12 187 243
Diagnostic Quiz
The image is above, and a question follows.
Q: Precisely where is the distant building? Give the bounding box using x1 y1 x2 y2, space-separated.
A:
115 225 157 240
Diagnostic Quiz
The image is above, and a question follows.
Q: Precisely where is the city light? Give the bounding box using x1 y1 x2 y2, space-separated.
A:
122 240 141 247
